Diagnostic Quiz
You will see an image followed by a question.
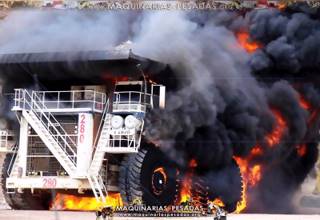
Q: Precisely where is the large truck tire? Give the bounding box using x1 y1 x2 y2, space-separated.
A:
205 159 243 213
119 146 180 206
119 147 243 212
118 155 132 205
0 153 17 209
0 153 51 210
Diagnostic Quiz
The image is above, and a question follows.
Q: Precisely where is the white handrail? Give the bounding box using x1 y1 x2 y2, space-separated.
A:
15 89 106 112
16 89 77 165
7 144 18 176
31 91 77 164
0 130 15 150
112 91 152 113
93 99 110 148
113 91 152 105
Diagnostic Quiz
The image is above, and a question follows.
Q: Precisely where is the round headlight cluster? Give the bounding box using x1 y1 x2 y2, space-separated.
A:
111 115 124 129
125 115 141 129
111 115 141 129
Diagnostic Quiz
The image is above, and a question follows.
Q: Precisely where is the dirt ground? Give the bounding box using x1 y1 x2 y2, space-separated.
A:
0 211 320 220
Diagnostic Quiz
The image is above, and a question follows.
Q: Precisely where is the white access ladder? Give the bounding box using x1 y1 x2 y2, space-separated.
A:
87 102 111 203
7 145 20 178
12 89 78 177
87 98 146 203
87 174 108 204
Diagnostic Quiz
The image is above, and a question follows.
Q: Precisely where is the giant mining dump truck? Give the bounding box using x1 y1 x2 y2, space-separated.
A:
0 48 243 212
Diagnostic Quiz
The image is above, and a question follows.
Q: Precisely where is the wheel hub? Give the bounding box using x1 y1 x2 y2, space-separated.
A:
152 167 168 195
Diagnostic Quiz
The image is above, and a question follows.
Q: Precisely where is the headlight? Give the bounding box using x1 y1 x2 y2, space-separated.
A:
111 115 124 129
125 115 141 129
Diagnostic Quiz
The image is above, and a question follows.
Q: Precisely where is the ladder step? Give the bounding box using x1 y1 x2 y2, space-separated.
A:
6 189 15 194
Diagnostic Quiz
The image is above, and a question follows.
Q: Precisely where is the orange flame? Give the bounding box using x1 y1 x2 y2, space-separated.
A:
250 146 263 157
232 108 288 213
234 157 261 188
233 154 262 213
278 3 286 10
297 144 307 157
211 198 225 207
236 32 261 53
299 94 320 125
50 192 123 211
101 74 129 83
233 156 249 213
266 110 287 147
249 165 262 186
299 96 311 110
235 178 247 214
189 159 198 168
179 159 197 203
233 157 247 213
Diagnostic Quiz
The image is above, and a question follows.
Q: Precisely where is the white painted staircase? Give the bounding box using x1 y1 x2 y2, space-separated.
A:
13 90 78 177
88 114 112 176
87 98 145 203
22 110 77 176
87 104 112 203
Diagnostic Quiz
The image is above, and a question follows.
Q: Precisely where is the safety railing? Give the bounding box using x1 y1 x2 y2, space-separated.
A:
93 99 110 148
0 130 15 152
110 134 136 149
7 144 18 176
112 91 152 112
108 120 144 151
13 89 106 113
13 89 77 166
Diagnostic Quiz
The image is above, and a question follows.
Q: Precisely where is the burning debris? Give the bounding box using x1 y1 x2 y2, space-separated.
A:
236 32 262 53
0 3 319 214
50 193 122 211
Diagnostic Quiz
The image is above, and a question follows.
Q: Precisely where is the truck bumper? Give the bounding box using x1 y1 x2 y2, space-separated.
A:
6 176 118 191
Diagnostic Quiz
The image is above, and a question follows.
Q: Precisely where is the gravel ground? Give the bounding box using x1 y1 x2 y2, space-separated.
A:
0 211 319 220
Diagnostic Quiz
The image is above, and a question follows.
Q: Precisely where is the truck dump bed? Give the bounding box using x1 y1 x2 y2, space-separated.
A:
0 49 167 89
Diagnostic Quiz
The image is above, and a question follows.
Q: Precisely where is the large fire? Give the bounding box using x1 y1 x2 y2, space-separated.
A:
233 108 288 213
236 32 261 53
179 159 197 203
50 94 316 213
179 159 228 209
50 192 123 211
178 108 288 213
232 89 320 212
235 175 247 213
179 175 193 203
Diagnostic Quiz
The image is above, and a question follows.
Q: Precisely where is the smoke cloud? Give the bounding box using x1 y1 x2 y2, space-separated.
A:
0 10 138 53
0 6 319 213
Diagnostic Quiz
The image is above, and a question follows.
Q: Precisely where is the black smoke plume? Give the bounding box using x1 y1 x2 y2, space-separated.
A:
0 5 319 213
